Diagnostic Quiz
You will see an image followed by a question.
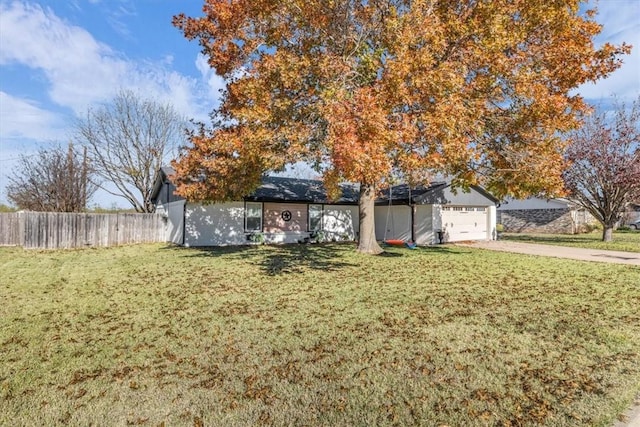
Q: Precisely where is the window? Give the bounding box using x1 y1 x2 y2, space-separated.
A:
308 204 323 231
476 207 486 212
452 207 464 211
245 202 263 231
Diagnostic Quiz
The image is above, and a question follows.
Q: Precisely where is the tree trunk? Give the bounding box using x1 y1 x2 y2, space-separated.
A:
357 183 383 254
602 225 614 242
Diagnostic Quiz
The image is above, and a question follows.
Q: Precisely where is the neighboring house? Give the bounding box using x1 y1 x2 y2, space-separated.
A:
375 183 498 244
497 197 595 234
152 167 498 246
624 203 640 225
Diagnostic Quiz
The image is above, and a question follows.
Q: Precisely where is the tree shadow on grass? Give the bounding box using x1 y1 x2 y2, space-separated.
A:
162 242 468 275
165 242 359 276
260 243 360 275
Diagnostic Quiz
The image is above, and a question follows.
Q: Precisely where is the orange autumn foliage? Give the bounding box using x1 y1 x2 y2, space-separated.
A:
172 0 630 253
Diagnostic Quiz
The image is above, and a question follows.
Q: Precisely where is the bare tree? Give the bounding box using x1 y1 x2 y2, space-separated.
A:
75 90 185 213
6 143 96 212
563 97 640 242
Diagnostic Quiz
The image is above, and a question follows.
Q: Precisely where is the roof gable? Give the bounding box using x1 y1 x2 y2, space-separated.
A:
378 182 498 206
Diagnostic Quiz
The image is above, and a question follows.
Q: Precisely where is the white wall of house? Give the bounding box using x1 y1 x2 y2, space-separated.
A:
375 205 412 242
432 205 443 243
415 205 435 245
155 199 185 245
374 205 436 244
178 201 360 246
323 205 359 241
488 205 497 240
164 200 185 244
184 202 246 246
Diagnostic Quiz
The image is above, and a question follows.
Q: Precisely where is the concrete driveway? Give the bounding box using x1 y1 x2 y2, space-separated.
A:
457 240 640 266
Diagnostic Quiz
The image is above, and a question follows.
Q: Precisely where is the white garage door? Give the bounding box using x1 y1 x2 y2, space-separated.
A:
441 206 488 242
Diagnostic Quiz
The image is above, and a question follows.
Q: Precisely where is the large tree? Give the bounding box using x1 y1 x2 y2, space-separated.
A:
75 90 185 213
172 0 629 253
563 97 640 242
6 143 96 212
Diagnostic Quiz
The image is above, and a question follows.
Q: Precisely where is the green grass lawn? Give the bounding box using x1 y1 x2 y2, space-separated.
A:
501 231 640 253
1 243 639 426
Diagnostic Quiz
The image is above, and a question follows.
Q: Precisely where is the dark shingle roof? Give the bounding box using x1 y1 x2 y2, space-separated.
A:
246 176 359 204
152 167 359 204
152 167 497 206
376 182 448 205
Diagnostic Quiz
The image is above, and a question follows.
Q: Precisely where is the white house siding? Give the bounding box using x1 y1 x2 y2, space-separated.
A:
164 200 185 244
415 205 434 245
432 205 443 243
375 205 412 242
488 205 497 240
183 202 246 246
323 205 359 241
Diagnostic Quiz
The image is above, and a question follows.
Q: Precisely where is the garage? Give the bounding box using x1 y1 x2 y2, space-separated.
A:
440 206 489 242
374 182 497 245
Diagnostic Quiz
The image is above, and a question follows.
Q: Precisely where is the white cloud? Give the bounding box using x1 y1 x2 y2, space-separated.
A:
0 1 127 112
0 1 223 206
106 1 136 39
0 1 219 119
195 53 226 109
0 91 67 140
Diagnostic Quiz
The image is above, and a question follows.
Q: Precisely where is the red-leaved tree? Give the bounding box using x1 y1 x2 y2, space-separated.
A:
172 0 629 253
563 97 640 242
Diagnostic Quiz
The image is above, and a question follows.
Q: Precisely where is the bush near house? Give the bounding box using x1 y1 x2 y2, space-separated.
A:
1 243 639 426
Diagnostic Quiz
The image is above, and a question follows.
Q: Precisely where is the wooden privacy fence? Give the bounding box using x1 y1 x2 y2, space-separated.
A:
0 212 166 249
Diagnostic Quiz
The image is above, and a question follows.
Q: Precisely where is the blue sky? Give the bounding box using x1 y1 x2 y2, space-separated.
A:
1 0 639 208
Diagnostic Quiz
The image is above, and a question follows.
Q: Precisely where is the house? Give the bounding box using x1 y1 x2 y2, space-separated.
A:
375 182 498 244
151 167 498 246
624 203 640 225
497 197 595 234
151 167 360 246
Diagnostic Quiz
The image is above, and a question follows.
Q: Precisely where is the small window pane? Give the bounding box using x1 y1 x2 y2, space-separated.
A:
309 204 322 231
245 202 262 231
246 217 261 231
